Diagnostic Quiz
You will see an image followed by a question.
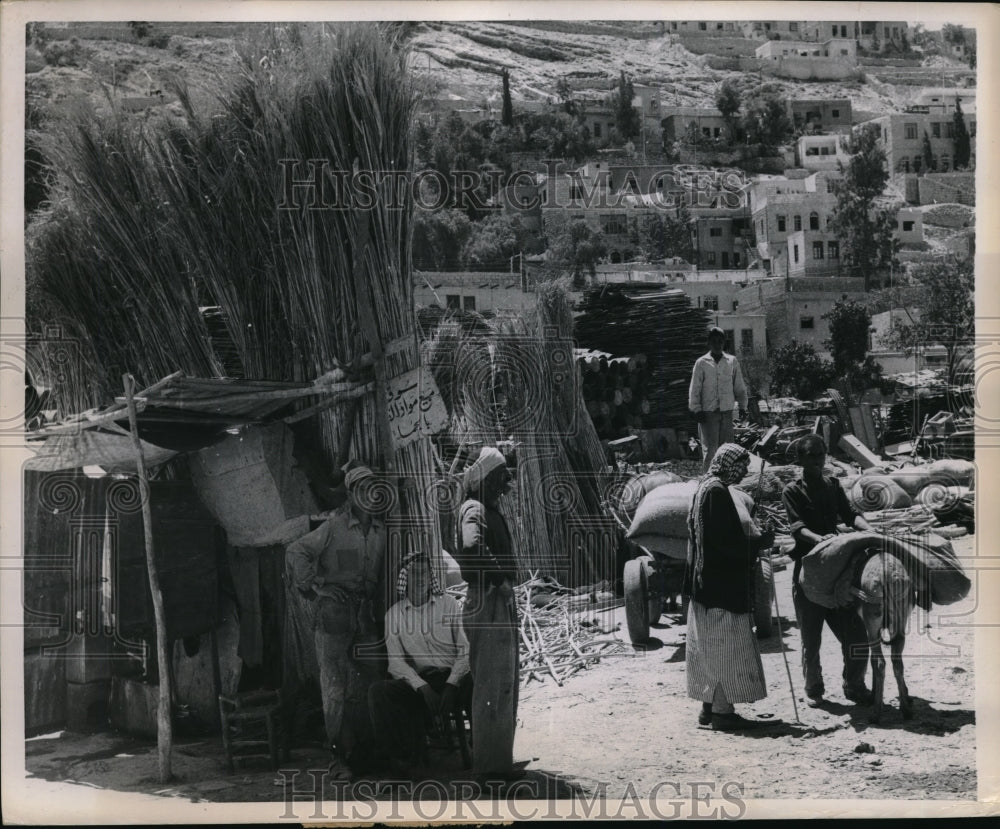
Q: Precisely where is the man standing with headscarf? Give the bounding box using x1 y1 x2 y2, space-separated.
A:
689 326 748 471
286 464 388 780
368 553 470 774
457 446 521 781
683 443 774 731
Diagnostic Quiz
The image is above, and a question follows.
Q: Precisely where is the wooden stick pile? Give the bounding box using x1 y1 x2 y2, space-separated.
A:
517 575 630 686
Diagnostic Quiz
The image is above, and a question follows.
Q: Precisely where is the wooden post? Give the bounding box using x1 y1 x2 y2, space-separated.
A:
123 374 173 783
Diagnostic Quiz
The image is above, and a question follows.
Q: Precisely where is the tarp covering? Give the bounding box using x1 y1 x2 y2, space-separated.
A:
24 429 179 472
24 372 359 472
799 531 971 611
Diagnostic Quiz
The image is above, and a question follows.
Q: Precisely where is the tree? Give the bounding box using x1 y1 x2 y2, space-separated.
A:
942 23 965 46
555 77 577 116
715 79 741 143
544 213 608 288
739 353 771 398
921 131 935 172
884 256 974 383
613 70 641 141
501 68 514 127
824 298 881 393
639 206 694 262
461 213 539 268
411 208 473 270
769 341 836 400
741 85 792 147
953 97 971 169
828 123 899 290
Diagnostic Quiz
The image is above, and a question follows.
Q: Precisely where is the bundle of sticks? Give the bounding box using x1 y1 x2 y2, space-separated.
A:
864 504 970 538
515 575 631 686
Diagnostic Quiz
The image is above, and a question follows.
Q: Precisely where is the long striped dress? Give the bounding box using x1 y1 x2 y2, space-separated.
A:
684 479 766 704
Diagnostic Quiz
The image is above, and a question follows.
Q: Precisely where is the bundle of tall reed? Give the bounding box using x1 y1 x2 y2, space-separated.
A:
28 24 441 557
423 284 613 585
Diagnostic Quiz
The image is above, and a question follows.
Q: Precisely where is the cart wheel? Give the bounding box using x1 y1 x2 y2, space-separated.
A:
641 557 662 624
754 555 773 639
624 558 650 644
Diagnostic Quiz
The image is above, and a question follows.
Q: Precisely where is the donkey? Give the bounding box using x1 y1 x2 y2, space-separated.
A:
854 552 916 723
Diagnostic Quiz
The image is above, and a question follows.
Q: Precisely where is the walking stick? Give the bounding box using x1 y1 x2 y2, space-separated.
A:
752 459 801 725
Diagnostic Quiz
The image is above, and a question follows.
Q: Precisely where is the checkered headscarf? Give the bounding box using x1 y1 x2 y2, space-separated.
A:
708 443 751 486
396 552 443 599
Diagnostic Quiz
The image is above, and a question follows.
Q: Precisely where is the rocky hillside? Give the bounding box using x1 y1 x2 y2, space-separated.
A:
26 20 974 128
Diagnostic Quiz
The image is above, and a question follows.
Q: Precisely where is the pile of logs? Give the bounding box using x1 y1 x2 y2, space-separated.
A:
578 351 652 439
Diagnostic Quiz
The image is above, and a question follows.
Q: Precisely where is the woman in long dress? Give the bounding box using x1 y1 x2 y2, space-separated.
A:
684 443 774 731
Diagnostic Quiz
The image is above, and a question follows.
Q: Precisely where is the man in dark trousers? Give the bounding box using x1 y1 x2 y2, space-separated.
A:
782 435 874 707
457 446 521 782
286 465 387 780
688 326 748 472
368 552 471 776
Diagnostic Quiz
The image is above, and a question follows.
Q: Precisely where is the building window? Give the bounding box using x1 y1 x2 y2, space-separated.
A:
800 316 814 330
913 156 922 173
931 122 941 138
703 294 719 311
602 214 627 235
904 123 918 140
884 26 890 39
794 215 802 231
733 252 741 267
717 22 724 30
740 329 754 354
699 21 707 30
812 241 825 259
809 212 820 230
898 157 909 173
671 21 677 30
828 241 840 258
593 122 601 139
721 252 730 268
841 25 848 37
706 251 716 266
902 220 915 232
446 294 461 310
832 108 840 117
840 49 848 56
941 154 950 172
777 215 787 232
789 22 798 31
709 227 723 237
945 122 955 138
463 295 477 311
793 244 800 263
723 330 735 352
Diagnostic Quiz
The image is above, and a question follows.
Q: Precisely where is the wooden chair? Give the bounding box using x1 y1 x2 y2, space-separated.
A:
218 689 288 773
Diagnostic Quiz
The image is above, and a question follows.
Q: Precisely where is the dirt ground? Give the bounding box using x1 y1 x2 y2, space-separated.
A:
21 535 976 814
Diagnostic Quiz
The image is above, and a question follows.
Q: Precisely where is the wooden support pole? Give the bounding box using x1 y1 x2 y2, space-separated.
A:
123 373 173 783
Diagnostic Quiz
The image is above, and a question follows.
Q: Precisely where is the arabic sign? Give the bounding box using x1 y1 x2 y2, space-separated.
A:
386 368 449 449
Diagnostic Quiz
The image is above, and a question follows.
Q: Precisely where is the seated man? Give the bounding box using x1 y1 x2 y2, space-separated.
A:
782 434 874 708
368 552 471 774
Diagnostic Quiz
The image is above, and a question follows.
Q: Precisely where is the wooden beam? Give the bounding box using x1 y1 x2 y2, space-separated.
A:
27 399 148 438
282 383 374 426
123 373 173 784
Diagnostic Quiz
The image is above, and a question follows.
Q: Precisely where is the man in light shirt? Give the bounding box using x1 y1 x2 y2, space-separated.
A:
688 326 749 472
368 552 471 774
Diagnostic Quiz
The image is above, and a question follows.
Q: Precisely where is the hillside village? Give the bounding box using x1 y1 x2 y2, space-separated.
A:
15 18 981 813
